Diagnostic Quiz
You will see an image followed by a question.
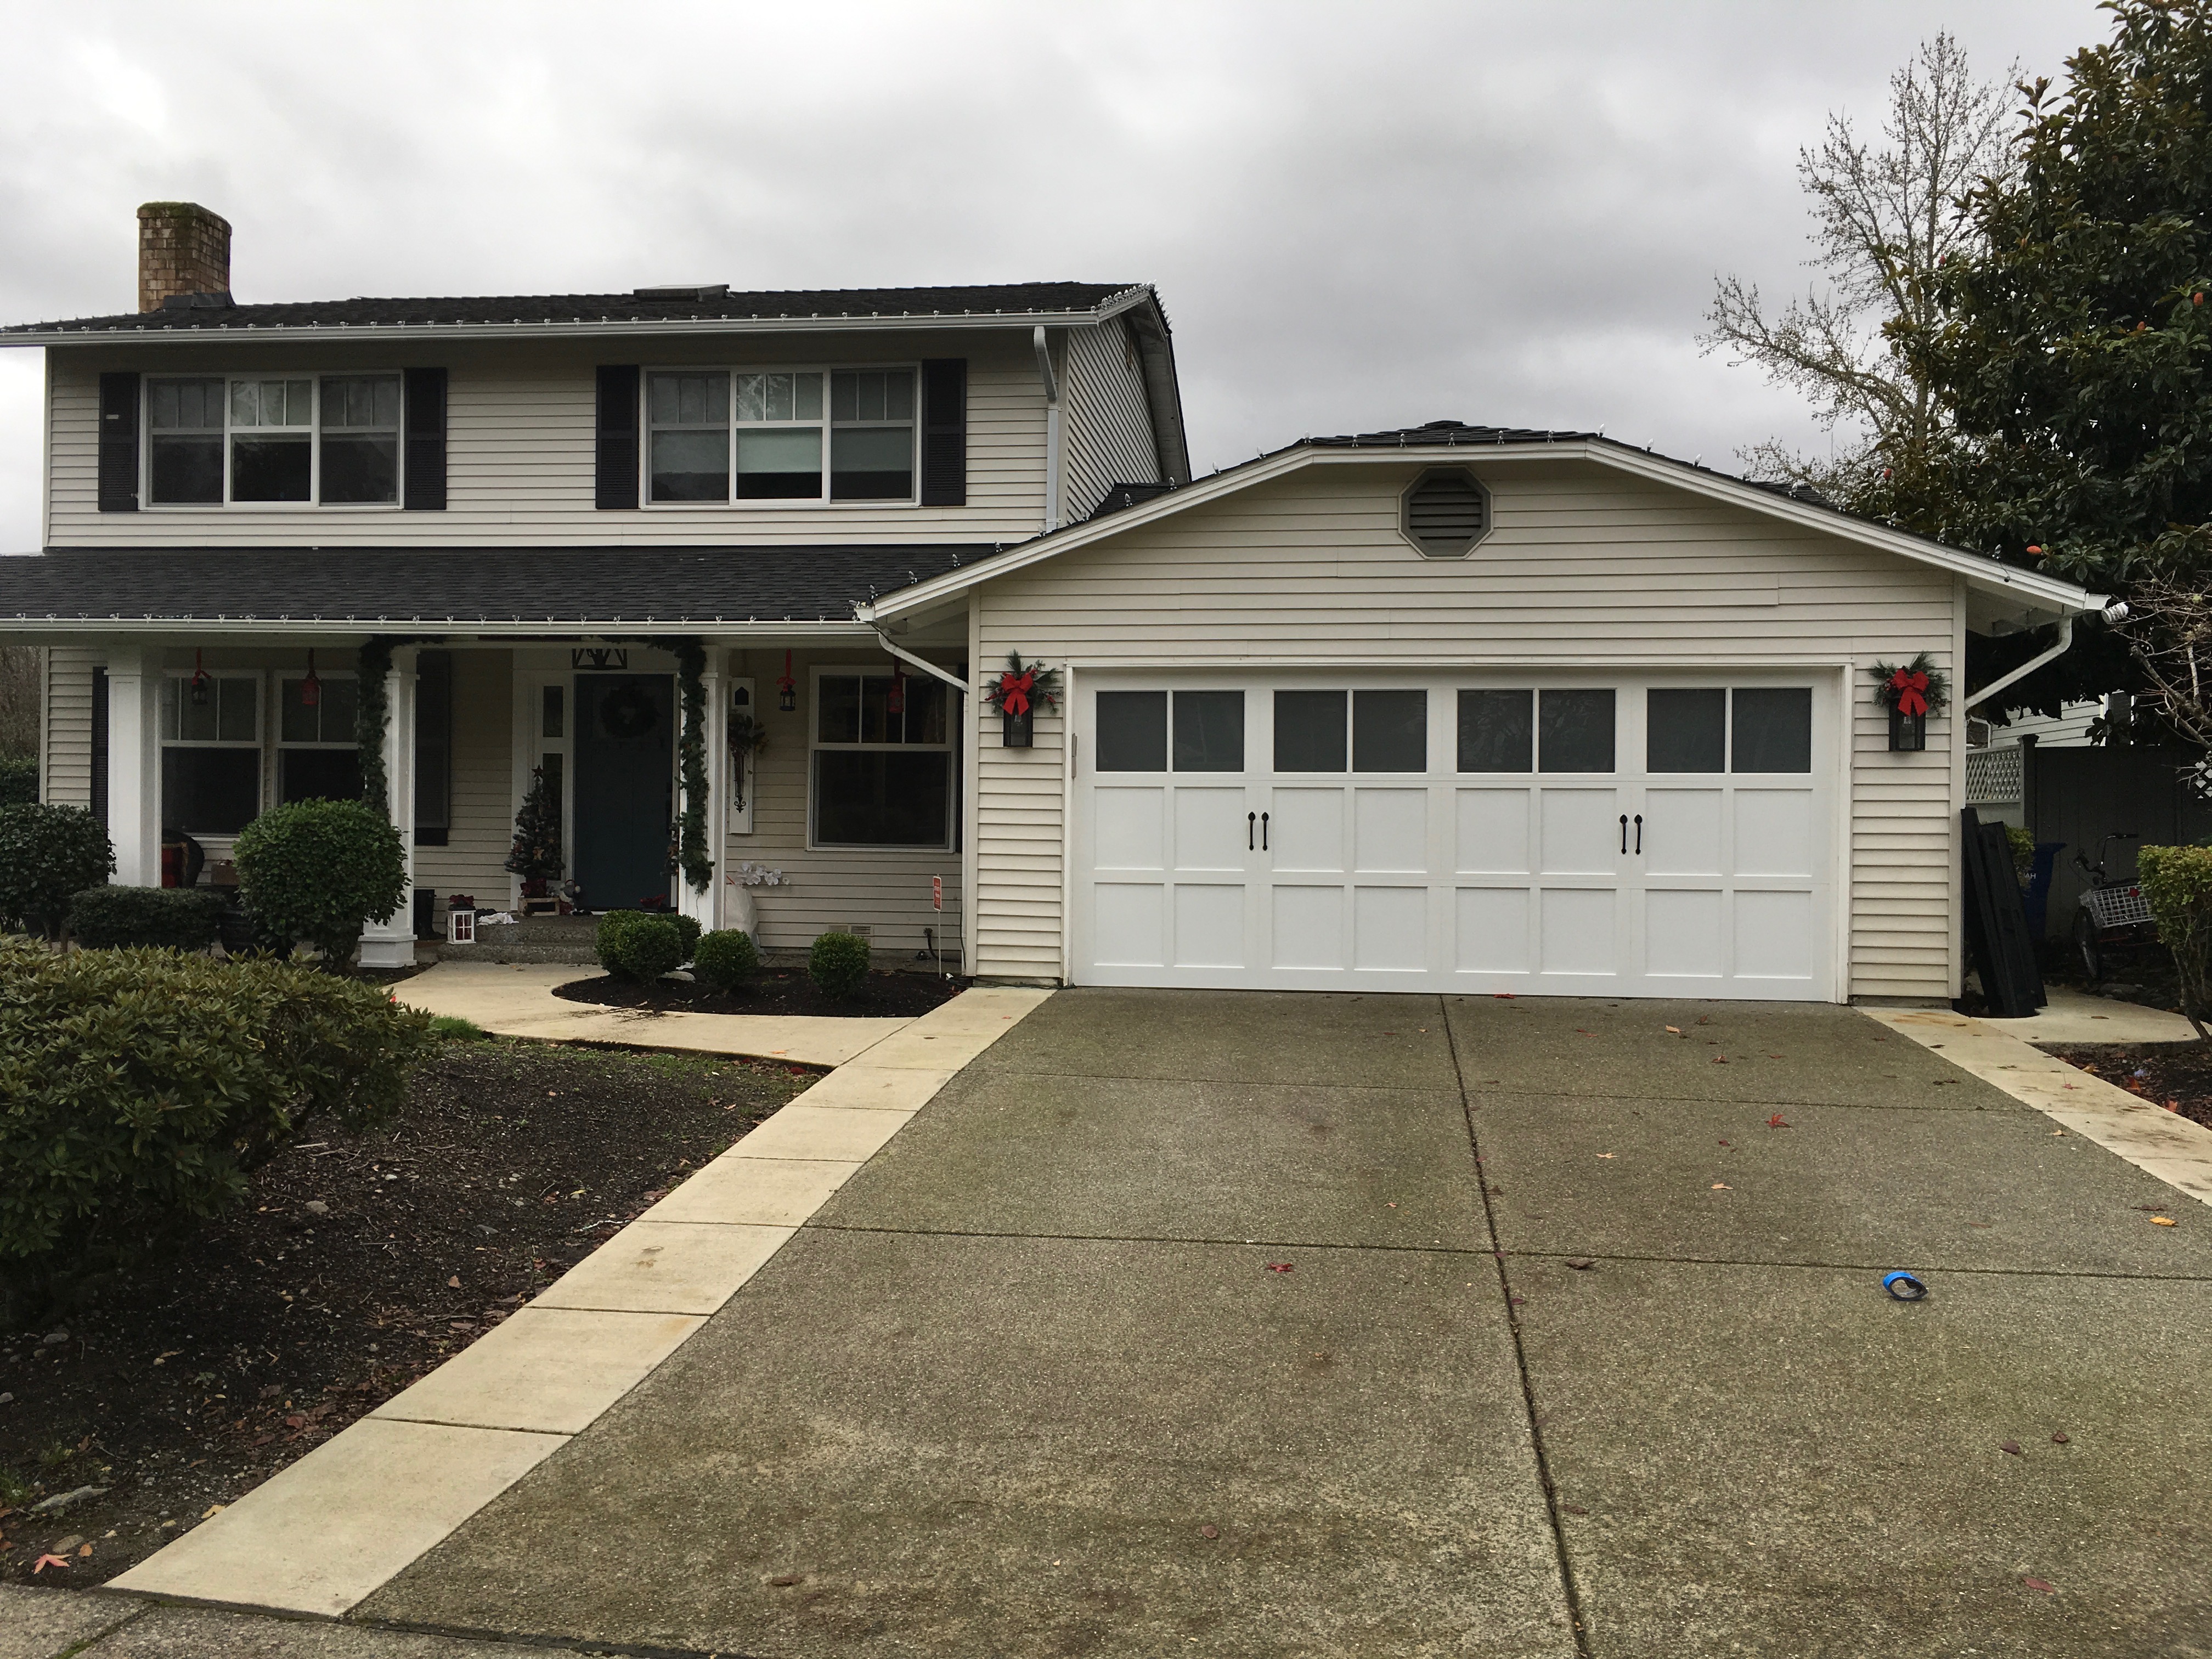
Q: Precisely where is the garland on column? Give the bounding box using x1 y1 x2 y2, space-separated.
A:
355 636 397 814
674 640 714 894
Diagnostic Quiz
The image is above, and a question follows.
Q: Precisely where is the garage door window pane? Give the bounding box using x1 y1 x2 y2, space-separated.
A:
1539 689 1615 772
1353 690 1426 771
1274 690 1347 772
1733 687 1813 772
1096 691 1167 772
1172 691 1243 772
1457 690 1532 771
1646 689 1726 772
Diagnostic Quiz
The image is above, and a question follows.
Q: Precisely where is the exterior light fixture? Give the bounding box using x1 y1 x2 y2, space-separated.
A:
302 648 321 707
777 648 797 713
190 648 210 706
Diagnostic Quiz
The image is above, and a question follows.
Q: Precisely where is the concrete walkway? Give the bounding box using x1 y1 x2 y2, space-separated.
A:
302 992 2212 1657
393 961 912 1067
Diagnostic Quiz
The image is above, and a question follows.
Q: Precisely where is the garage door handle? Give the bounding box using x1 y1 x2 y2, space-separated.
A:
1262 811 1270 850
1634 814 1643 854
1248 811 1256 850
1619 814 1628 853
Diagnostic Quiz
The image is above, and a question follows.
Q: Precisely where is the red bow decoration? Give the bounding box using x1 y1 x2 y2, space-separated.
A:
996 668 1038 717
1888 668 1931 717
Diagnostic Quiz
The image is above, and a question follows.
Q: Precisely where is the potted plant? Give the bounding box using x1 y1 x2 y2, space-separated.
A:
985 652 1061 748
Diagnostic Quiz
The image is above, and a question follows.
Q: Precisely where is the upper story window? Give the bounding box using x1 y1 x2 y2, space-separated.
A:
646 368 916 505
147 374 403 506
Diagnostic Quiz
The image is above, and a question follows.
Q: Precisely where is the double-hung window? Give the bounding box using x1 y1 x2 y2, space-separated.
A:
811 669 951 848
646 368 916 504
277 673 363 804
160 674 262 834
146 374 404 505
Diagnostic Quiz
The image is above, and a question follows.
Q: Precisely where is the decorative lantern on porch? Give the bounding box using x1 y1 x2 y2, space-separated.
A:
985 652 1062 748
1871 653 1946 752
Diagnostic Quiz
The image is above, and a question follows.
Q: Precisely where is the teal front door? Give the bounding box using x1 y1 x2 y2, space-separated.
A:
572 674 675 911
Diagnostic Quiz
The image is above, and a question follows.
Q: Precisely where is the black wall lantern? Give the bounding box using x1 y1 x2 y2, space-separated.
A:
1871 653 1946 752
1888 707 1927 752
984 652 1060 749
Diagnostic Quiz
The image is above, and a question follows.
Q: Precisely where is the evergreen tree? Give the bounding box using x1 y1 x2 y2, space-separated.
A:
504 766 563 881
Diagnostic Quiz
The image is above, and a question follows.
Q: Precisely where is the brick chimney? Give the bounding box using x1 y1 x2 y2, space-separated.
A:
137 202 232 312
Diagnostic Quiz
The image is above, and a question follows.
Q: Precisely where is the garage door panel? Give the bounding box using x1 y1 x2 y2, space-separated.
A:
1734 888 1813 979
1271 883 1343 969
1455 788 1531 873
1644 887 1724 979
1644 788 1722 876
1171 787 1248 872
1734 789 1814 877
1353 885 1426 971
1540 887 1617 976
1353 788 1429 873
1094 883 1165 967
1269 787 1344 872
1172 884 1245 968
1539 788 1620 874
1094 789 1164 871
1455 887 1530 973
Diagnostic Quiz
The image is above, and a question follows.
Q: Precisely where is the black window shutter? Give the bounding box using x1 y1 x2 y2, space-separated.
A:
413 650 453 845
919 358 967 506
91 665 110 825
403 368 448 510
98 374 139 512
595 365 641 509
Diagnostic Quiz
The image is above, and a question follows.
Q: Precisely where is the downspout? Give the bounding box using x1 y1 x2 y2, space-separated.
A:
1034 324 1062 533
867 622 968 696
1964 614 2075 711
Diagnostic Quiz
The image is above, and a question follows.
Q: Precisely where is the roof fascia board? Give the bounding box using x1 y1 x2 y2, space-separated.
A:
0 617 878 637
0 288 1156 351
869 438 2102 620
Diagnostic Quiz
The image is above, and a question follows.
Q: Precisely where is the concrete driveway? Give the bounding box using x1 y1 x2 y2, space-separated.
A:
357 991 2212 1658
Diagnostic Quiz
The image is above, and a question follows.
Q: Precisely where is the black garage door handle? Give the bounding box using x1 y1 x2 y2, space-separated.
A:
1248 810 1255 850
1262 811 1269 850
1619 814 1628 853
1634 814 1643 854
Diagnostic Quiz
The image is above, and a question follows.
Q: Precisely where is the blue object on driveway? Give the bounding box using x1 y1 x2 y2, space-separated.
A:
1883 1271 1928 1301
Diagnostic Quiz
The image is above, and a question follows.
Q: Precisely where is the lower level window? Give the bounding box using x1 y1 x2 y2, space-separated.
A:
811 668 951 847
160 673 260 833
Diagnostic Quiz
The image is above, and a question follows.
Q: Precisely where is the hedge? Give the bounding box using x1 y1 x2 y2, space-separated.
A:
0 939 431 1320
0 755 36 806
234 798 407 968
809 930 872 1001
0 803 114 940
693 928 759 991
69 885 227 951
596 911 686 982
2136 844 2212 1039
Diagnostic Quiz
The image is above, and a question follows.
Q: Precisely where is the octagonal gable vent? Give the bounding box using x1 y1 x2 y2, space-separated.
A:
1403 467 1489 557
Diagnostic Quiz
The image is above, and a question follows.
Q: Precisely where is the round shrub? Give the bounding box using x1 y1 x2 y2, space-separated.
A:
671 912 702 962
0 803 114 940
69 885 227 951
809 930 872 1001
596 911 686 983
2137 844 2212 1037
693 928 759 991
0 938 431 1319
234 799 405 970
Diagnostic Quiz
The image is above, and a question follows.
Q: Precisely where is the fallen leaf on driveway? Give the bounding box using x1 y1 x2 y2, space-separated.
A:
31 1554 69 1573
1768 1114 1791 1128
1596 1153 1617 1159
2023 1576 2054 1593
1560 1502 1589 1515
1711 1183 1731 1190
1565 1257 1594 1270
1665 1025 1683 1035
1199 1525 1218 1539
2153 1216 2177 1226
1266 1263 1294 1273
1712 1056 1729 1064
447 1276 461 1288
2052 1432 2070 1444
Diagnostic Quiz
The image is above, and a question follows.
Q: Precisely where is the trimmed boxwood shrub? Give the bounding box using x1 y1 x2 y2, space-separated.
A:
0 803 114 940
596 911 686 983
0 938 432 1320
809 930 872 1001
234 798 406 969
69 885 227 951
672 912 702 961
693 928 759 991
0 755 37 806
2137 844 2212 1038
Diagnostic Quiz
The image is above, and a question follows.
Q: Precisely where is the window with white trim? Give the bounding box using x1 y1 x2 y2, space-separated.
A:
277 673 363 804
646 368 916 504
146 374 404 506
160 673 262 833
810 668 951 848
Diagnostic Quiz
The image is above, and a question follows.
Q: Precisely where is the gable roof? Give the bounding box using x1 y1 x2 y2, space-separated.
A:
0 282 1154 345
0 544 985 634
865 422 2105 624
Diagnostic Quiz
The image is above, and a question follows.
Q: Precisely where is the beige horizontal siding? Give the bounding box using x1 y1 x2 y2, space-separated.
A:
970 460 1961 999
415 649 515 900
47 332 1048 548
1062 318 1159 521
42 645 96 805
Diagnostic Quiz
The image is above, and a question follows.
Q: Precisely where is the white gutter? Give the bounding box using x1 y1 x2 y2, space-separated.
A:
1034 324 1063 534
1964 614 2075 710
0 287 1159 351
868 624 968 694
0 617 876 639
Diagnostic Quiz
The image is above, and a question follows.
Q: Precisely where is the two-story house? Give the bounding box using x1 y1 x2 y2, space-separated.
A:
3 201 2107 1003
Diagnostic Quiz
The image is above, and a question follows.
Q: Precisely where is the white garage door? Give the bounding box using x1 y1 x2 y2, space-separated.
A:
1070 673 1840 1000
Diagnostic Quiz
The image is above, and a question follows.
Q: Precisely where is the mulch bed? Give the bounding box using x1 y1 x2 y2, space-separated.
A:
555 966 964 1019
0 1039 812 1588
2044 1040 2212 1133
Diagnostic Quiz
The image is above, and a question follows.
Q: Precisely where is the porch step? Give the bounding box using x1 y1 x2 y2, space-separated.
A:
422 940 602 966
425 912 602 966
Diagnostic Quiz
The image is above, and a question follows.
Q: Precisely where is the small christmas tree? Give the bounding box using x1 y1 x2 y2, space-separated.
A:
504 765 564 885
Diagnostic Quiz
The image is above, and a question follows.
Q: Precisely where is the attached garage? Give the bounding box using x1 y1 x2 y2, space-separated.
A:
863 425 2102 1005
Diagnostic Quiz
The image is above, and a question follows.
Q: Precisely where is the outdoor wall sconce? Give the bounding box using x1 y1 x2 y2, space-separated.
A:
1872 653 1945 753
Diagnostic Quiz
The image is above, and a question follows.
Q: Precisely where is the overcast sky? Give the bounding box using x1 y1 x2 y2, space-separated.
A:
0 0 2108 551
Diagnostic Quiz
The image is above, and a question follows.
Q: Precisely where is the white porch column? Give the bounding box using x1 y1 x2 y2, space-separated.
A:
104 644 162 886
676 657 727 934
358 646 419 968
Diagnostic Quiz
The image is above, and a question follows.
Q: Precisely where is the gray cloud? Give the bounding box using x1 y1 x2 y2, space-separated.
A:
0 0 2105 548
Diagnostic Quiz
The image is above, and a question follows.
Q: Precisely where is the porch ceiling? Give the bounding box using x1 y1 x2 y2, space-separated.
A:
0 545 986 633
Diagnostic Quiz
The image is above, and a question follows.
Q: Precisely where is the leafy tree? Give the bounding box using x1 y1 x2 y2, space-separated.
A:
1703 33 2018 496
